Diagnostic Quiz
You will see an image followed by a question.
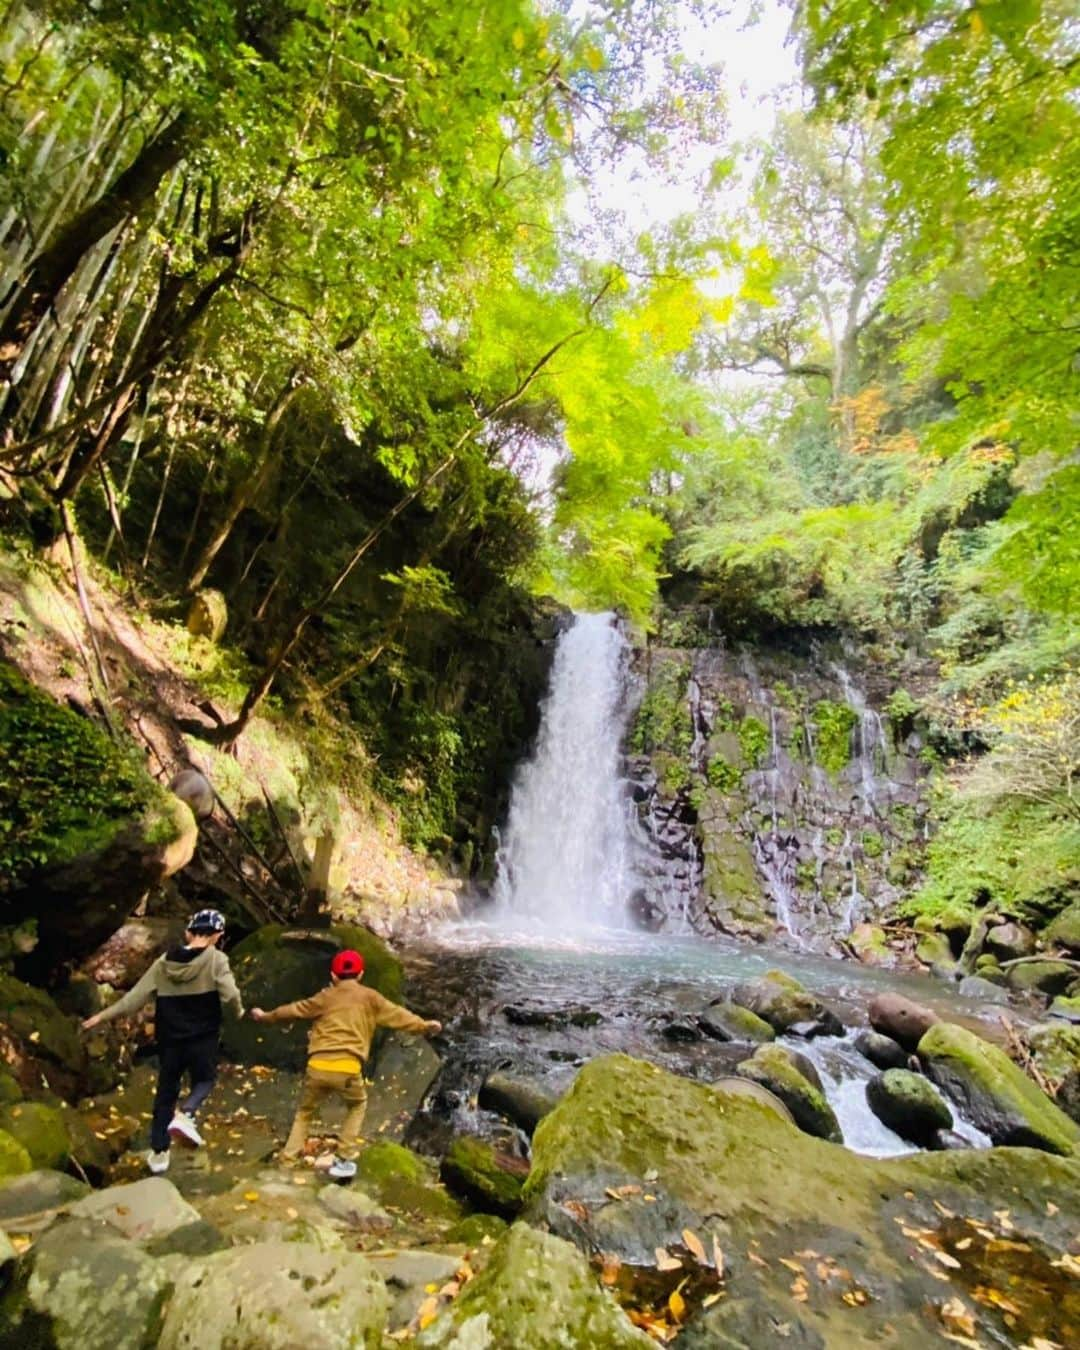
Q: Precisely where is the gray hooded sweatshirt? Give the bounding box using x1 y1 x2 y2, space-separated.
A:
96 944 243 1044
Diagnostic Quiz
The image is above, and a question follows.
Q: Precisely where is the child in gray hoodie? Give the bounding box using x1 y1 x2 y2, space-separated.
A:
83 908 244 1173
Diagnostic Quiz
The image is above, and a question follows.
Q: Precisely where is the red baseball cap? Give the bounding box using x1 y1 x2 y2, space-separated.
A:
331 949 365 979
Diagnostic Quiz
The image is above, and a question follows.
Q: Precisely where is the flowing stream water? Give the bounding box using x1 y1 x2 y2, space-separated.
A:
417 613 998 1158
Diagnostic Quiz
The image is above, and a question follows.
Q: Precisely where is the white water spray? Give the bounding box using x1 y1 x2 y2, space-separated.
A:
492 613 639 932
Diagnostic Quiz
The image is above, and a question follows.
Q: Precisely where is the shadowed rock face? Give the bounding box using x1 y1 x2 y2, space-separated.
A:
524 1054 1080 1347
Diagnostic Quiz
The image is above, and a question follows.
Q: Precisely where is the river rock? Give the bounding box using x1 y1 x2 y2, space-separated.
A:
0 1130 31 1184
729 970 839 1035
69 1176 202 1244
1024 1023 1080 1124
854 1029 909 1071
866 1069 953 1148
0 1102 70 1171
414 1221 651 1349
317 1183 392 1232
354 1141 462 1223
1045 903 1080 954
1048 995 1080 1022
158 1240 388 1349
918 1022 1080 1154
223 923 403 1069
700 1001 775 1043
524 1054 1080 1346
711 1076 795 1125
366 1248 461 1329
984 921 1036 961
0 1169 88 1228
478 1072 561 1135
6 1217 173 1350
0 972 87 1100
362 1030 442 1142
1006 960 1075 998
735 1044 841 1142
868 992 939 1050
440 1136 526 1218
503 1004 603 1029
957 974 1010 1003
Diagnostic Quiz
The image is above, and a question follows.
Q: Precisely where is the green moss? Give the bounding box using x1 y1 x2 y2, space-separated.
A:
861 830 884 859
628 655 692 756
355 1140 462 1221
441 1136 525 1218
706 755 742 792
0 973 83 1071
825 826 844 848
885 688 920 738
810 699 858 775
771 681 799 712
656 753 690 795
446 1213 509 1245
795 860 817 889
0 662 173 887
0 1127 32 1181
737 715 769 767
0 1101 70 1170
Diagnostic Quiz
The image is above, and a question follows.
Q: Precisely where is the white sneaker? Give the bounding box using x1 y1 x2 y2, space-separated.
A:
327 1156 357 1181
168 1112 204 1147
148 1149 170 1175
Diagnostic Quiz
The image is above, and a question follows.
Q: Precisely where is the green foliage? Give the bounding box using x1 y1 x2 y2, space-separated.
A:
629 658 692 756
810 700 857 775
885 688 920 737
737 715 769 768
0 662 165 889
706 755 742 793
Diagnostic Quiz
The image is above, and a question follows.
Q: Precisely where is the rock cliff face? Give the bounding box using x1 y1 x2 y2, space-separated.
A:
626 612 932 952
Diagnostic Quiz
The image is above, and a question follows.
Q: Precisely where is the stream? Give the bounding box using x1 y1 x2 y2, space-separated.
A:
406 613 1002 1163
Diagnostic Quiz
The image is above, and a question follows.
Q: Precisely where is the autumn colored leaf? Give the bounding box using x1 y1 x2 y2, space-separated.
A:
655 1246 682 1272
682 1228 707 1264
668 1289 686 1321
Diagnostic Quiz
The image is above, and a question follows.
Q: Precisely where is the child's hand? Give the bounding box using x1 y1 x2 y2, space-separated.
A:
81 1013 102 1032
424 1019 442 1035
250 1007 267 1021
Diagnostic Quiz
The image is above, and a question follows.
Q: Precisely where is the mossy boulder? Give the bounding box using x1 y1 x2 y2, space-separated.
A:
0 1170 89 1225
735 1044 842 1142
415 1222 651 1349
1 662 196 965
984 921 1036 961
696 806 772 939
699 1000 775 1043
445 1212 508 1246
222 923 403 1068
915 930 957 977
354 1140 462 1222
1025 1023 1080 1124
848 922 891 966
1048 995 1080 1023
0 1102 69 1171
0 1073 21 1106
0 972 85 1097
440 1136 526 1219
524 1054 1080 1347
0 1129 31 1183
730 970 840 1035
918 1022 1080 1155
866 1069 953 1148
1006 960 1074 998
1045 903 1080 954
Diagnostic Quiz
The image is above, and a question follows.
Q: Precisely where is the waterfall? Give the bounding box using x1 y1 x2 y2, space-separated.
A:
492 612 639 932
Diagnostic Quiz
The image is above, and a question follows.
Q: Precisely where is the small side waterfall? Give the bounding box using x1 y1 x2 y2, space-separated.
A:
492 612 640 932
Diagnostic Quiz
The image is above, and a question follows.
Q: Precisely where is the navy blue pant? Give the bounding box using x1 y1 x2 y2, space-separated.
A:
151 1033 218 1151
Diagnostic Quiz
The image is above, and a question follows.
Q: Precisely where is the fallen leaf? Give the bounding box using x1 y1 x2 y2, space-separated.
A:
438 1281 460 1299
604 1187 625 1202
841 1289 869 1307
940 1297 976 1337
779 1257 805 1274
668 1289 686 1321
747 1250 769 1267
934 1201 956 1219
1051 1252 1080 1277
682 1228 707 1263
563 1200 588 1222
992 1209 1013 1232
286 1207 299 1220
655 1246 682 1272
794 1248 821 1260
644 1168 659 1182
243 1191 259 1203
712 1234 725 1278
424 1283 439 1294
816 1262 831 1282
791 1277 809 1303
933 1250 962 1269
615 1184 642 1197
974 1287 1020 1316
599 1253 621 1286
417 1295 439 1330
1020 1339 1063 1350
954 1238 972 1251
702 1292 724 1309
1045 1201 1059 1216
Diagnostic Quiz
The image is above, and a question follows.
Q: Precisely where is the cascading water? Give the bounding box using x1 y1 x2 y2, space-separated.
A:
491 612 641 932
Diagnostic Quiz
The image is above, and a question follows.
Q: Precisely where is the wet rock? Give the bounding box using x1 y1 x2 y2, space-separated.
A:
934 1129 974 1150
1024 1023 1080 1125
848 922 892 966
478 1072 560 1135
524 1053 1080 1346
440 1137 526 1219
0 1169 89 1226
787 1013 845 1039
854 1029 909 1071
659 1016 702 1042
712 1076 795 1125
699 1001 775 1043
735 1044 842 1142
983 921 1036 962
158 1240 387 1350
223 923 403 1069
1006 960 1075 998
1048 995 1080 1023
919 1022 1080 1155
729 970 836 1034
0 1130 31 1183
414 1222 651 1349
503 1004 603 1029
957 974 1010 1003
367 1248 461 1329
69 1176 202 1244
0 1102 70 1171
7 1217 173 1350
317 1183 392 1232
354 1141 462 1223
866 1069 953 1148
362 1031 441 1142
1045 903 1080 954
868 992 940 1051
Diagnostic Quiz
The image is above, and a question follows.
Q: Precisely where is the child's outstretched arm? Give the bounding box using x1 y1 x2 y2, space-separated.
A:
373 992 441 1035
82 959 161 1030
251 988 332 1022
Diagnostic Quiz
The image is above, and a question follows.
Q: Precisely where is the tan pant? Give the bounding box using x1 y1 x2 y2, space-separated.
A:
282 1066 368 1160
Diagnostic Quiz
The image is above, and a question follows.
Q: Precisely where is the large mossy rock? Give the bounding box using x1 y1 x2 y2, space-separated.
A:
0 972 86 1099
1023 1022 1080 1124
157 1240 387 1349
524 1054 1080 1347
1045 903 1080 954
415 1221 651 1349
1006 960 1075 998
865 1069 953 1148
0 1102 69 1171
440 1136 526 1219
735 1044 842 1142
222 923 403 1069
2 1217 173 1350
354 1141 462 1223
0 661 196 966
918 1022 1080 1155
729 970 840 1035
0 1130 31 1183
700 1001 775 1043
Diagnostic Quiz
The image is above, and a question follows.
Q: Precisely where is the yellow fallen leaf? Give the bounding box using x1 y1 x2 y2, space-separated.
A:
791 1277 809 1303
933 1250 962 1269
934 1201 956 1218
1051 1252 1080 1277
702 1292 724 1309
668 1289 686 1322
682 1228 707 1263
779 1257 805 1274
243 1191 259 1203
599 1253 620 1286
992 1209 1013 1232
417 1295 439 1331
955 1238 972 1251
424 1283 438 1294
940 1297 976 1337
1045 1201 1059 1216
712 1234 725 1278
747 1250 769 1267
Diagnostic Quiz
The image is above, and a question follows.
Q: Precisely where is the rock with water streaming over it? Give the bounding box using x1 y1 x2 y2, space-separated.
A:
918 1022 1080 1155
865 1069 953 1148
735 1044 842 1142
524 1054 1080 1347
